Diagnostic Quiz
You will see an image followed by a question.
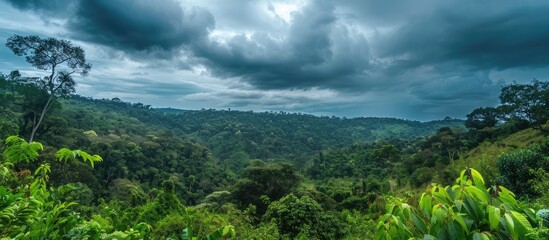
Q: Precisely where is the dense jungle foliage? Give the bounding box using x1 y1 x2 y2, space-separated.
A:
1 69 549 239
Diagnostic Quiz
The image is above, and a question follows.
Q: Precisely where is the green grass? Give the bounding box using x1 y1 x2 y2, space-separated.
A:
453 126 547 185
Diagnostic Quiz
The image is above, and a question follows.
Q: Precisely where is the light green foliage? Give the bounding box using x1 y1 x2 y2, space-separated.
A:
3 135 43 164
175 224 235 240
145 205 238 239
375 168 540 239
56 147 103 168
263 193 344 239
83 129 98 137
340 209 377 239
154 214 189 238
0 136 145 239
109 178 148 207
138 180 186 224
196 191 232 212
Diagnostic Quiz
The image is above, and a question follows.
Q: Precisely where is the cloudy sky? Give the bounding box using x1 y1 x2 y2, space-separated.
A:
1 0 548 120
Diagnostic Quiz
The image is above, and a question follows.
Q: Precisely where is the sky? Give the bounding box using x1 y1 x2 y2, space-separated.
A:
1 0 549 120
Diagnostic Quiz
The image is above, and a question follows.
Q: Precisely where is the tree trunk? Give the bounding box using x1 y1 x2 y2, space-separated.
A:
28 67 58 143
28 95 53 143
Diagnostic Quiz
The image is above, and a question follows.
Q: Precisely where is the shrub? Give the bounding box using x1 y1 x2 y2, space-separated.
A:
497 148 548 197
263 193 344 239
375 168 540 239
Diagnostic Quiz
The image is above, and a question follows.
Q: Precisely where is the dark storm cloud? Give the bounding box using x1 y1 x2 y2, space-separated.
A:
3 0 75 16
192 0 371 90
4 0 549 120
374 0 549 71
67 0 214 52
4 0 215 53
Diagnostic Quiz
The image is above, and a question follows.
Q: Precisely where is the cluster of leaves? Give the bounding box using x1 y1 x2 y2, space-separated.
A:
263 193 344 239
0 136 134 239
1 136 238 239
375 168 544 239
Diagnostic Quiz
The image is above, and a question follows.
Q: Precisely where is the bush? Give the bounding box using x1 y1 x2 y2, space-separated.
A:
497 148 548 197
263 193 344 239
375 168 540 239
410 167 434 187
153 214 187 238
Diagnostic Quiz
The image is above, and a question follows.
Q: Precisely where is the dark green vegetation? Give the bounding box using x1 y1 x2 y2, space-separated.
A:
1 36 549 239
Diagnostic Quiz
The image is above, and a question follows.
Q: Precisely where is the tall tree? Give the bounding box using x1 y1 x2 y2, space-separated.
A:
465 107 499 130
499 79 549 132
231 160 302 215
6 35 91 142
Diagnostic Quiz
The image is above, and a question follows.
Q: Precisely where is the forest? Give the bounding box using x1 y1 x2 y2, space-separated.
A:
1 35 549 239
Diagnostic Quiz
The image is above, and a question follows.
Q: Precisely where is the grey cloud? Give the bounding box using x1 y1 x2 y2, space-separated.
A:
192 0 371 90
408 69 499 104
67 0 214 52
4 0 215 53
198 0 282 32
374 0 549 71
4 0 549 120
336 0 437 27
3 0 75 16
183 88 349 115
81 76 201 97
130 72 149 76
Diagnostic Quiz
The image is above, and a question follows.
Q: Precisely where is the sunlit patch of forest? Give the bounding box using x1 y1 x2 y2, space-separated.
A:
1 35 548 239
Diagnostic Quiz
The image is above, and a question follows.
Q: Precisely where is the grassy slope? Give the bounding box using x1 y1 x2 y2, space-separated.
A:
453 127 547 185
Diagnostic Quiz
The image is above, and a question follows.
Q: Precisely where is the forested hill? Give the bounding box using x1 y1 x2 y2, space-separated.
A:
155 107 464 142
62 96 464 165
156 107 464 164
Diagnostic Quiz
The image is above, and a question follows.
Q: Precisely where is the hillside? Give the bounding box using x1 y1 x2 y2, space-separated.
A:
453 126 548 185
62 96 464 169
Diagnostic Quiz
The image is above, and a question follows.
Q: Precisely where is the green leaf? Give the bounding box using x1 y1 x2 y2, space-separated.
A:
448 221 466 240
504 212 517 240
55 148 102 167
412 212 427 233
487 205 500 230
520 208 537 224
463 195 482 223
465 186 490 203
3 136 43 164
470 168 485 187
472 232 491 240
181 228 191 240
423 234 437 240
510 210 532 230
419 193 432 218
453 214 469 234
55 148 73 162
431 186 452 206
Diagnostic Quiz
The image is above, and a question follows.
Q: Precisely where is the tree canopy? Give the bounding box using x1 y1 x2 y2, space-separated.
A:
5 35 92 142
